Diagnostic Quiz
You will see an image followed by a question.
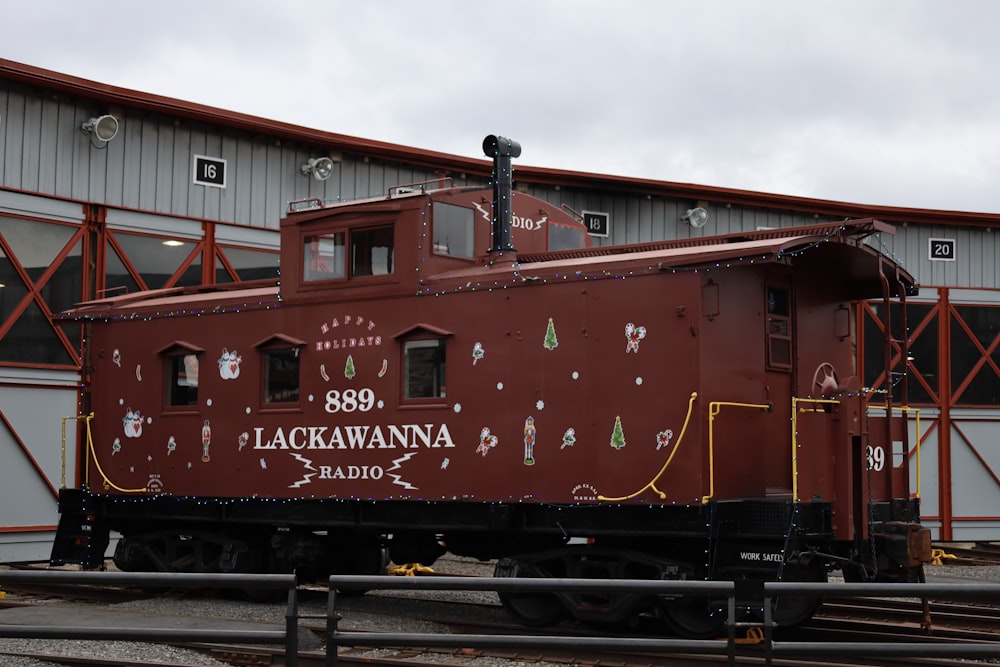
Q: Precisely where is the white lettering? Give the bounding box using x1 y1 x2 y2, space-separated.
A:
253 423 456 450
319 465 384 480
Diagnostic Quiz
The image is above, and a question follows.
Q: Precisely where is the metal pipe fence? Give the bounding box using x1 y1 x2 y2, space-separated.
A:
3 570 1000 667
764 581 1000 663
326 575 737 667
0 570 300 667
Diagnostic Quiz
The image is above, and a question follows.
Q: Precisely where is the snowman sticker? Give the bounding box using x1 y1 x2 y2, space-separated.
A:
122 408 143 438
218 348 242 380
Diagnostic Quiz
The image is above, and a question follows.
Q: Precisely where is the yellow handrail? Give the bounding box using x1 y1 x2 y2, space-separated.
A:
704 401 772 504
789 398 921 501
891 405 921 499
598 392 698 502
790 397 840 502
69 412 148 493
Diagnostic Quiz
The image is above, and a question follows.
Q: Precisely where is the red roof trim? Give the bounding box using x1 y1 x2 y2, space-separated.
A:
4 58 1000 226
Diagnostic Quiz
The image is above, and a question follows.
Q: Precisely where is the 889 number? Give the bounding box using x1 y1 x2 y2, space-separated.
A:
325 388 376 413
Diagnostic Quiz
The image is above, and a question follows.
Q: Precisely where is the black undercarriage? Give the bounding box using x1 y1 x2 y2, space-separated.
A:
51 489 926 635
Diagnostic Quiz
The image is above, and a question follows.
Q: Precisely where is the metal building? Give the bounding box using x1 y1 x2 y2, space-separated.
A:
1 58 997 561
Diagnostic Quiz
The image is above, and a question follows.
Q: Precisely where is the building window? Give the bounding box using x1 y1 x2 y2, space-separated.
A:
766 285 792 370
167 354 200 406
263 347 301 404
404 338 446 399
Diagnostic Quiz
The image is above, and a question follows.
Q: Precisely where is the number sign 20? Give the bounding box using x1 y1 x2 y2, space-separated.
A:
928 237 955 262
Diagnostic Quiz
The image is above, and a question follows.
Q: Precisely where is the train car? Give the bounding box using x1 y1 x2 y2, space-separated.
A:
51 136 930 636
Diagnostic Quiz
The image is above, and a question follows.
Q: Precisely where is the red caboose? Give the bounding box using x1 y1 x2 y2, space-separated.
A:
53 136 930 635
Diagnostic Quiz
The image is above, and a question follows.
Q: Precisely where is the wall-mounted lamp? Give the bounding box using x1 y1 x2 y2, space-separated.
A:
301 157 336 181
682 206 709 228
81 114 119 144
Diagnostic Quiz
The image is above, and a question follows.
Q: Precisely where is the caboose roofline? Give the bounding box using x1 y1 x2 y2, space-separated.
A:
59 216 914 323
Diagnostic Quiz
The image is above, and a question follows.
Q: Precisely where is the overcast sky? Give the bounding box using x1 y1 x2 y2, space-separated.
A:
5 1 1000 213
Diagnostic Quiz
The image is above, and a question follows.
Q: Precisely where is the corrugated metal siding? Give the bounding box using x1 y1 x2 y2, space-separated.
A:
529 185 843 245
870 224 999 289
0 82 456 229
5 77 999 289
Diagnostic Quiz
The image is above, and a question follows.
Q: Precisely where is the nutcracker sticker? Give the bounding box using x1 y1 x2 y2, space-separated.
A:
523 416 536 465
201 420 212 462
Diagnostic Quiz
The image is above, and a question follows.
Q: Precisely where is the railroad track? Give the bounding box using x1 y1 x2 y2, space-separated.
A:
4 574 1000 667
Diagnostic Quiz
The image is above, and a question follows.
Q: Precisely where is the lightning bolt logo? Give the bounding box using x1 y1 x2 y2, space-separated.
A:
288 452 317 489
472 201 491 223
387 452 418 490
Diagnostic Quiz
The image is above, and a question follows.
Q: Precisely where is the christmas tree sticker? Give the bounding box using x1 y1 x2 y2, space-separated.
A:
345 354 356 380
610 415 626 450
543 317 559 350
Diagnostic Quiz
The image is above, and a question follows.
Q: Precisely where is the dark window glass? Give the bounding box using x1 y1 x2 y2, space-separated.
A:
351 226 394 277
766 285 792 370
303 232 344 281
432 203 475 257
113 233 195 290
952 305 1000 405
104 241 141 296
866 302 937 405
167 354 199 406
264 348 300 404
217 246 279 283
548 224 586 251
173 253 202 288
404 339 446 399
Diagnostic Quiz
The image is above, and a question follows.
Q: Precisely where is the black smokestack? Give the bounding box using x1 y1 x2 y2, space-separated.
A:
482 134 521 254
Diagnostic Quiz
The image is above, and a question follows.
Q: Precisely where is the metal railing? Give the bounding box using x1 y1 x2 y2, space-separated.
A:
326 575 737 667
764 581 1000 662
4 571 1000 667
0 570 300 667
326 576 1000 667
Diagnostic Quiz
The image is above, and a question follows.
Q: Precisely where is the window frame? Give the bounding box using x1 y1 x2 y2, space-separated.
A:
431 201 477 259
254 334 306 410
158 342 205 410
765 283 793 372
392 324 453 406
300 219 396 286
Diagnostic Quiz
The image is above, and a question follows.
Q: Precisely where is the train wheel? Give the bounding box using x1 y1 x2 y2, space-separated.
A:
662 600 726 639
498 590 566 627
494 558 566 627
770 562 827 626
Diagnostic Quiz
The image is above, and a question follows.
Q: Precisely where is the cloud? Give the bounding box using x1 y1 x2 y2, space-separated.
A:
5 0 1000 212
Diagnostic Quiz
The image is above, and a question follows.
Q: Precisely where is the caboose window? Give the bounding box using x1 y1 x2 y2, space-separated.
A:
404 339 446 399
303 232 345 281
351 225 394 276
263 348 300 404
766 285 793 370
167 354 200 406
549 223 586 251
432 203 475 258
